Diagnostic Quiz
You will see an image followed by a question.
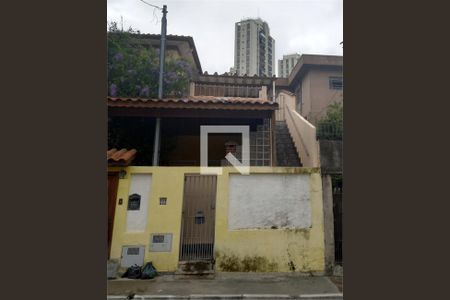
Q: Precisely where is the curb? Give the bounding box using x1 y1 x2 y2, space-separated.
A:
299 294 343 299
107 293 343 300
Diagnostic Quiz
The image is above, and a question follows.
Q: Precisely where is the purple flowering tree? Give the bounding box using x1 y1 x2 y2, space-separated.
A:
107 21 193 98
108 22 194 164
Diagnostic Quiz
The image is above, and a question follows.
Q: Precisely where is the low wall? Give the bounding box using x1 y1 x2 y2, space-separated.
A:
109 166 325 273
319 140 343 174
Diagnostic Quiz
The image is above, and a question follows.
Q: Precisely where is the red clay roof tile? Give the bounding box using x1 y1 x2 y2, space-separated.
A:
107 148 137 166
107 96 278 110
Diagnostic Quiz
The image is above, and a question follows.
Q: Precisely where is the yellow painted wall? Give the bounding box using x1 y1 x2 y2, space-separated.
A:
214 168 325 272
108 166 325 273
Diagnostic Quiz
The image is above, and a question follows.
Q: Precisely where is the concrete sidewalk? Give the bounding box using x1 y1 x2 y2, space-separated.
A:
107 273 342 299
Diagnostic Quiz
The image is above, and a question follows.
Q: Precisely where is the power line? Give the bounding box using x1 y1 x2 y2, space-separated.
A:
139 0 162 25
139 0 162 10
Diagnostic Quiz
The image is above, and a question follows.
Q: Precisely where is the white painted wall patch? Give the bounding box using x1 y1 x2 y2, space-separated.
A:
126 174 152 232
228 174 311 229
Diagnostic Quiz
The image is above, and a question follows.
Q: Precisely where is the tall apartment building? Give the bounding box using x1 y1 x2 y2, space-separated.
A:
234 18 275 77
278 53 301 78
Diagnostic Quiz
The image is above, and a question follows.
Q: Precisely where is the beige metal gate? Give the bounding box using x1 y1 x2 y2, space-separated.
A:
179 174 217 261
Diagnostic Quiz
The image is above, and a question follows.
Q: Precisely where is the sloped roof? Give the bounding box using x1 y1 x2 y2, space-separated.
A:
107 148 137 166
129 33 202 74
107 96 278 111
287 54 343 86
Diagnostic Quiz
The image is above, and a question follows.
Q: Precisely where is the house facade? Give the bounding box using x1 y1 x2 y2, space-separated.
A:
107 75 326 274
107 34 329 274
108 166 325 273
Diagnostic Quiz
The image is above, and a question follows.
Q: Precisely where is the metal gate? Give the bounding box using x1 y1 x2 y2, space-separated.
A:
179 174 217 261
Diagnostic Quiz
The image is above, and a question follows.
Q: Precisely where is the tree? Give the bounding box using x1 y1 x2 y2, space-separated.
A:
316 102 343 140
107 22 196 165
107 21 193 98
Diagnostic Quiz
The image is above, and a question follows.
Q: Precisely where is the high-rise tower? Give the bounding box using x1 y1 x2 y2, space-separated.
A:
278 53 301 78
234 18 275 77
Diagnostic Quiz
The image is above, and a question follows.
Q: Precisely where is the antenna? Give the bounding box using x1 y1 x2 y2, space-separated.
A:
257 8 260 18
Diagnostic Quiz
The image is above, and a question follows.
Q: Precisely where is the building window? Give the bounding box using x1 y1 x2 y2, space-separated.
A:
329 77 343 90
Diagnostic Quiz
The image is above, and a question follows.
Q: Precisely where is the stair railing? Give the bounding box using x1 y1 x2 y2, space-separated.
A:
284 103 320 168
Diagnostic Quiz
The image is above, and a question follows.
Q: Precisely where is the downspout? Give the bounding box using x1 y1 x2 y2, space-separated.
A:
272 79 276 101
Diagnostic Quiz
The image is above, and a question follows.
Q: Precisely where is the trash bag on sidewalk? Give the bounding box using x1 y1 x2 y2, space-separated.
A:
140 262 157 279
121 264 142 279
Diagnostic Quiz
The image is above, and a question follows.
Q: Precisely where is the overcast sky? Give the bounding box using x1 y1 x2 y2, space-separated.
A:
107 0 343 75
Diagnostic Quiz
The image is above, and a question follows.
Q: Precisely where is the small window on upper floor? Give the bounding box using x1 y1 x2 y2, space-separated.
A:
329 77 343 90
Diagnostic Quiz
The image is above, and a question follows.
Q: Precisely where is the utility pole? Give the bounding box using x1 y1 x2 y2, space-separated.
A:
153 5 167 166
158 5 167 100
152 5 167 166
140 1 167 166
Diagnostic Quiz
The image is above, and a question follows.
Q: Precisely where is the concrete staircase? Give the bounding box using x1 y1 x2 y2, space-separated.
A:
275 121 302 167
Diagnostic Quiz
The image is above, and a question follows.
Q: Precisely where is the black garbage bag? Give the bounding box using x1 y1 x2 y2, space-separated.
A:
121 264 142 279
140 262 157 279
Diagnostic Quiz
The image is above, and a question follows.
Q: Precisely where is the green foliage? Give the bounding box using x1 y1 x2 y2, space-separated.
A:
316 102 343 140
107 21 193 98
107 22 195 164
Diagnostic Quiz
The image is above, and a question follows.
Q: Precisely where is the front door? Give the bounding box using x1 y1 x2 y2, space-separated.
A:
108 172 119 258
179 174 217 261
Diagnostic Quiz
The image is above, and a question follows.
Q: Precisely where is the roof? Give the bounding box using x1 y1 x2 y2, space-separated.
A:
287 54 343 87
107 148 137 166
196 73 275 86
130 33 202 74
108 96 278 111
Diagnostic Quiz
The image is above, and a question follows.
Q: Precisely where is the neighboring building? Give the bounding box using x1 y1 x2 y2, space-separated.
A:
274 54 343 273
276 54 343 125
278 53 301 78
233 18 275 77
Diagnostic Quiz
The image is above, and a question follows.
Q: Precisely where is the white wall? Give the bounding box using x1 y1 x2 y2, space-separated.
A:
228 174 311 230
126 174 152 232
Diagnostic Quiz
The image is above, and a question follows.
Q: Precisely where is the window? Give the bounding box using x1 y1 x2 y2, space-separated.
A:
329 77 343 90
159 197 167 205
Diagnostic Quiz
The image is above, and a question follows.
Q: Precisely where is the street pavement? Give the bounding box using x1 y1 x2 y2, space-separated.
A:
107 272 342 299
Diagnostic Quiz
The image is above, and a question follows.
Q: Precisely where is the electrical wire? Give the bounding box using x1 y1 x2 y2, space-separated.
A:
139 0 162 10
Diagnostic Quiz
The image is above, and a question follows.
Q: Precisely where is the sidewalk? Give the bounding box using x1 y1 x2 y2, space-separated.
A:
107 272 342 299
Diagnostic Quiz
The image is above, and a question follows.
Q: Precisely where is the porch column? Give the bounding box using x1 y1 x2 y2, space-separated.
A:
152 118 161 166
271 111 277 166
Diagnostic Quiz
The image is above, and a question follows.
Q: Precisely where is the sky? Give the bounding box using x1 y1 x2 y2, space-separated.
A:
107 0 343 75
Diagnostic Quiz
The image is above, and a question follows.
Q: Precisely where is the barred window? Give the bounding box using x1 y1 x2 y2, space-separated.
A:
329 77 343 90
